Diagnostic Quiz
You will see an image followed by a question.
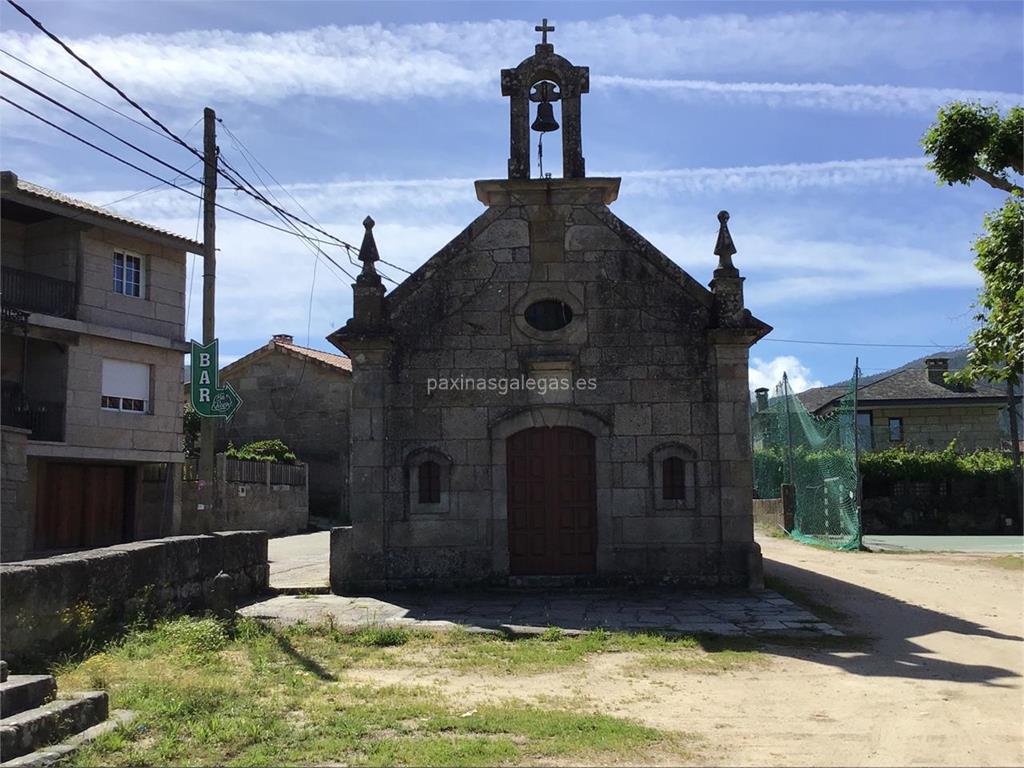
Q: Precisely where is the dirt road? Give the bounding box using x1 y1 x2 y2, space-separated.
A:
709 536 1024 766
350 536 1023 766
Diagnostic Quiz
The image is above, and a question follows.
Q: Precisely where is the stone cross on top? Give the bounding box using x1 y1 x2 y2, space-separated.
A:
535 18 554 45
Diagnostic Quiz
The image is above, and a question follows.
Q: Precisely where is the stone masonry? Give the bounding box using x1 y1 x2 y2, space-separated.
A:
328 35 771 592
1 426 31 561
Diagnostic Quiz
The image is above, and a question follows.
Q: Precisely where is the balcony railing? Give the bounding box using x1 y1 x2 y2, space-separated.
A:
1 267 76 318
0 391 65 442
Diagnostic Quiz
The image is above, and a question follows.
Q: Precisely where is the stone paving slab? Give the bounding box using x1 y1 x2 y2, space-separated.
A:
238 588 843 637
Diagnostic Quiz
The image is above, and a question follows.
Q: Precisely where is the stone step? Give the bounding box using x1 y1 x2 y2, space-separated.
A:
0 677 56 719
0 662 8 683
0 692 108 762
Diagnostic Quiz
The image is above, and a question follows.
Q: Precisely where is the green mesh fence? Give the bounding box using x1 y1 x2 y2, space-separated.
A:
751 370 862 550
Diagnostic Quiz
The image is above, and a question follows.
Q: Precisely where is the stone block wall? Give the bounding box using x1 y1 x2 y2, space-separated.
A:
218 351 350 521
63 334 184 460
77 229 186 340
864 405 1005 452
178 456 308 536
0 531 268 665
1 426 31 562
336 180 765 590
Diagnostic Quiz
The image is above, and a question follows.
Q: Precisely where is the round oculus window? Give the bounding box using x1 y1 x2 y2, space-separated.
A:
524 299 574 332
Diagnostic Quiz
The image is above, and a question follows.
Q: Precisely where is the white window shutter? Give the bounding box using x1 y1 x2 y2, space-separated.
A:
101 359 150 399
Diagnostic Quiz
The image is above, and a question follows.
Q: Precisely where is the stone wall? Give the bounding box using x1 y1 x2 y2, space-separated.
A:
178 455 308 536
60 334 184 461
217 350 350 521
1 426 31 561
334 179 765 591
752 498 784 529
862 476 1022 535
864 405 1005 452
0 531 268 664
77 228 187 341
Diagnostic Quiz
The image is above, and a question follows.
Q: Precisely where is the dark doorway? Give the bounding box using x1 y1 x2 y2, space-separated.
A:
507 426 597 575
35 463 134 551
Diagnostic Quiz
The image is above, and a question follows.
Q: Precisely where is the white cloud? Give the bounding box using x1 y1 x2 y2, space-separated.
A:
612 158 931 196
597 77 1022 114
0 9 1018 110
749 356 824 394
57 153 978 347
66 156 932 230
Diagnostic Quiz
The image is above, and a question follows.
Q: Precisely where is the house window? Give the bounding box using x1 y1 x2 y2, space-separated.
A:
113 251 144 298
662 457 687 500
418 461 441 504
856 411 873 450
101 359 150 414
888 417 904 443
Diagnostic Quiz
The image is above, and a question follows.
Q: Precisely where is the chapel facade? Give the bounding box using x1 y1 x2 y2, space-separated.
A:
328 26 771 591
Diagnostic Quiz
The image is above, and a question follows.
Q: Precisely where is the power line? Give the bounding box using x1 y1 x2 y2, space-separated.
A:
1 69 204 185
5 0 365 259
763 337 963 349
6 0 201 158
0 46 184 147
1 95 356 270
4 3 407 286
218 119 404 285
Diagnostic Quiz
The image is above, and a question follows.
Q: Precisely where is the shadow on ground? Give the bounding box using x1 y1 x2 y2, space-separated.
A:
762 556 1021 687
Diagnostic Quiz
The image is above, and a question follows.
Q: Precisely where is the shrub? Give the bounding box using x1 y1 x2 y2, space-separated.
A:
226 439 297 464
860 441 1015 483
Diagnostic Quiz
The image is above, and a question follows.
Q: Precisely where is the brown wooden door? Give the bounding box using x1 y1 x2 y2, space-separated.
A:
35 463 130 551
507 426 597 575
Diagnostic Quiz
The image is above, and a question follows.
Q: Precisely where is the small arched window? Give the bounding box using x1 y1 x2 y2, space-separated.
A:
662 457 687 501
418 460 441 504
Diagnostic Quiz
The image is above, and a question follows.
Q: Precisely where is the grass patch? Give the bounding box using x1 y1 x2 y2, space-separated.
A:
985 555 1024 571
426 627 765 675
755 522 791 540
61 617 684 767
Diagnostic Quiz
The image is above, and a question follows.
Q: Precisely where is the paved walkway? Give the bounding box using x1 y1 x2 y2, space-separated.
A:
863 535 1023 553
268 530 329 590
240 588 840 636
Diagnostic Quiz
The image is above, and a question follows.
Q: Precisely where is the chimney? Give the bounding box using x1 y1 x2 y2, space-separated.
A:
754 387 770 412
925 357 949 385
272 334 294 345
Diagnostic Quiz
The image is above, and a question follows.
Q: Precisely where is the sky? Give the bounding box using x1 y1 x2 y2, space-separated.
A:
1 0 1021 392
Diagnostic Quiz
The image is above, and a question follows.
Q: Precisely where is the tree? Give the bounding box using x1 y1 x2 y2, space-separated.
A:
922 103 1023 195
921 102 1023 387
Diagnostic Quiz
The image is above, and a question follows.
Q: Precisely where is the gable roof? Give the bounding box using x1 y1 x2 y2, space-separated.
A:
220 336 352 380
1 171 203 254
797 367 1006 414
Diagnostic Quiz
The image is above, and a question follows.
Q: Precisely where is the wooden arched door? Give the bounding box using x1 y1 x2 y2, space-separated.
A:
507 426 597 575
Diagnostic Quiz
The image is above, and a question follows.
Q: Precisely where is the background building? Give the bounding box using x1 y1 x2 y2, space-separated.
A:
207 333 352 523
1 171 196 560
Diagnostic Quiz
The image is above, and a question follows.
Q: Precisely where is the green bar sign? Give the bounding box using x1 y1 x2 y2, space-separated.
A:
190 339 242 419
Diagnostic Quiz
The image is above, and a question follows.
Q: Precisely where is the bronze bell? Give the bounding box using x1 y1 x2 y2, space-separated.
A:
531 101 559 133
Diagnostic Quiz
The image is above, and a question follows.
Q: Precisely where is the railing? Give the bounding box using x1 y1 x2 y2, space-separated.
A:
171 456 307 486
0 392 65 441
1 266 76 318
224 457 307 486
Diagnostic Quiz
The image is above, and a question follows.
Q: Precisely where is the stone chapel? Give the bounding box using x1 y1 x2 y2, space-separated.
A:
328 24 771 591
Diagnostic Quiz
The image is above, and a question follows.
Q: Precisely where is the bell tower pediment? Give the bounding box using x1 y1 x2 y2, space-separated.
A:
500 19 589 180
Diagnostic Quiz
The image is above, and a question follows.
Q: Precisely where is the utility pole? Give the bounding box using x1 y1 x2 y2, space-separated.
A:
199 106 218 530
